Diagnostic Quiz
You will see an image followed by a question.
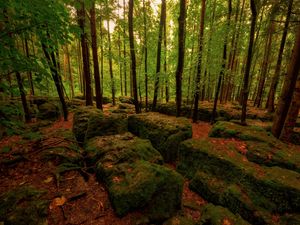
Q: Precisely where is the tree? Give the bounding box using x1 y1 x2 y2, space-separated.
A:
192 0 206 123
266 0 293 112
77 1 93 106
143 0 149 111
175 0 187 117
152 0 166 111
241 0 257 125
272 25 300 138
90 1 103 110
128 0 140 113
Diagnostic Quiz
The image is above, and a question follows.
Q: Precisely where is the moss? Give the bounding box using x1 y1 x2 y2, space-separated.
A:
37 102 60 120
246 141 300 173
163 215 195 225
0 186 48 225
209 121 278 144
177 139 300 213
72 106 103 143
119 96 134 104
106 160 184 222
128 112 192 162
198 203 250 225
85 113 128 141
85 132 163 167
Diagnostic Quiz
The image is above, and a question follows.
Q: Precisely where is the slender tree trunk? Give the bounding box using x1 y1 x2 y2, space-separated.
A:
106 14 116 105
24 38 34 96
152 0 166 111
271 25 300 138
123 0 127 96
192 0 206 122
66 45 74 98
118 2 123 96
90 2 103 110
164 10 169 103
254 21 274 108
16 72 31 122
99 15 104 95
143 0 148 111
241 0 257 125
128 0 140 113
211 0 231 123
77 41 83 94
266 0 293 112
175 0 186 116
77 1 93 106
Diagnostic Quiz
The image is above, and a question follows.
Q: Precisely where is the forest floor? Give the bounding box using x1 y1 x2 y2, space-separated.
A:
0 103 299 225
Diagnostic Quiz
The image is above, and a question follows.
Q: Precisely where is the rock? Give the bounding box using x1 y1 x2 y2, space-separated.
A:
209 121 277 143
128 112 192 162
85 132 163 166
198 204 250 225
85 133 183 221
177 139 300 213
72 106 103 143
102 96 113 104
37 102 60 120
163 215 195 225
119 96 134 104
0 186 48 225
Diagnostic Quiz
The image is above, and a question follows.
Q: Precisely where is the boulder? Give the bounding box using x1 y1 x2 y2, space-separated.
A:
37 102 60 120
85 133 184 221
128 112 192 162
119 96 134 104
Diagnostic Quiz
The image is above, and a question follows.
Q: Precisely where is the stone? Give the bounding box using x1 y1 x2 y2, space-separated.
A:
37 102 60 120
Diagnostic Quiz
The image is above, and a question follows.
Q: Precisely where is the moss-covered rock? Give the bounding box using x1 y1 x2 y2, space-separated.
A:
177 139 300 213
198 204 250 225
85 132 163 167
85 113 128 141
209 121 278 144
37 102 60 120
246 141 300 173
103 160 184 221
128 112 192 162
72 106 103 143
0 186 48 225
119 96 134 104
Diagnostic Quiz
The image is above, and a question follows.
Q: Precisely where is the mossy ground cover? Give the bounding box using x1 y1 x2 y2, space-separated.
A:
128 112 192 162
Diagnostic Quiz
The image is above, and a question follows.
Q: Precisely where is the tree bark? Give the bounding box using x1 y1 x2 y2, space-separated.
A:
241 0 257 125
128 0 140 113
99 15 104 95
271 25 300 138
66 45 74 98
90 2 103 110
16 72 31 122
192 0 206 122
77 1 93 106
24 38 34 96
123 0 127 96
266 0 293 112
152 0 166 111
175 0 186 116
143 0 149 111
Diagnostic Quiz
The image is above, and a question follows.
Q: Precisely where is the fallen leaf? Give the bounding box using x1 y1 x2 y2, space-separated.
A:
50 196 67 209
43 177 53 183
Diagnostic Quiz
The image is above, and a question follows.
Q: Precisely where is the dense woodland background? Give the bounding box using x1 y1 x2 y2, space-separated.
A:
1 0 300 140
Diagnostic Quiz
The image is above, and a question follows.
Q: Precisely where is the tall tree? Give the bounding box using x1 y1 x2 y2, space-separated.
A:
175 0 186 116
241 0 257 125
211 0 232 123
90 1 103 110
77 1 93 106
266 0 293 112
192 0 206 122
143 0 149 110
271 25 300 138
123 0 128 96
128 0 140 113
152 0 166 111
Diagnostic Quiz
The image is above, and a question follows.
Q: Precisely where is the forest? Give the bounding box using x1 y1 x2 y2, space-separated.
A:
1 0 300 224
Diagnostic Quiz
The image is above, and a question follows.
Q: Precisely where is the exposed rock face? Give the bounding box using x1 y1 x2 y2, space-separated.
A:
85 133 184 222
128 112 192 162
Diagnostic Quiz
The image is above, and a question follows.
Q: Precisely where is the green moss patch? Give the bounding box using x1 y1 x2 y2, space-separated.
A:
128 112 192 162
0 186 48 225
199 203 250 225
37 102 61 120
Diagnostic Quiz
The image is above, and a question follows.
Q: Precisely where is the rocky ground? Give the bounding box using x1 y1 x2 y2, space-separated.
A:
0 98 300 225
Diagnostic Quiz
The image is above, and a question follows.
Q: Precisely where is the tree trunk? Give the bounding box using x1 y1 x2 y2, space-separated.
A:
16 72 31 122
211 0 231 123
164 10 169 103
123 0 127 96
271 25 300 138
66 45 74 98
99 15 104 95
266 0 293 112
128 0 140 113
24 38 34 96
192 0 206 122
175 0 186 116
106 14 116 105
90 2 103 110
143 0 148 111
152 0 166 111
77 1 93 106
241 0 257 125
